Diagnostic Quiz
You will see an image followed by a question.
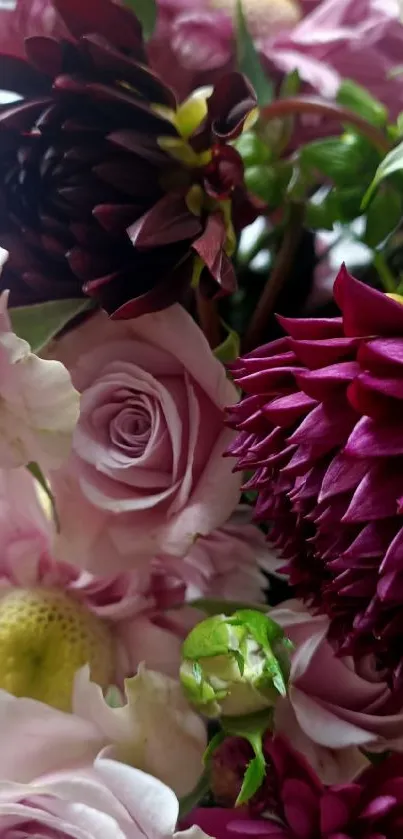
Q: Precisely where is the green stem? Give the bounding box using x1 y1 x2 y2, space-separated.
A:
242 202 305 353
373 251 396 293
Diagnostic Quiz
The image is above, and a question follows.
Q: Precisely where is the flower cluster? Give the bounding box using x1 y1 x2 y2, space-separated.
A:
0 0 259 315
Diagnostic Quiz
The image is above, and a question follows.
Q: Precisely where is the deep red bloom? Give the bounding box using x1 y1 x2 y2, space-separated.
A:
188 736 403 839
227 266 403 685
0 0 257 316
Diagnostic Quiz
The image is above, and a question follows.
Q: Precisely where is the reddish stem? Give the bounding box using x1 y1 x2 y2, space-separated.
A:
260 96 391 153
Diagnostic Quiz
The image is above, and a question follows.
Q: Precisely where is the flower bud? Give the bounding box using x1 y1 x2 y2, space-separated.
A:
180 609 291 718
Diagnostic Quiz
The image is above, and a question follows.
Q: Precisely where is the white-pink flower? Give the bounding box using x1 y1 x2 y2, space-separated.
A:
0 749 210 839
0 261 79 470
0 662 206 798
0 467 199 707
48 305 241 573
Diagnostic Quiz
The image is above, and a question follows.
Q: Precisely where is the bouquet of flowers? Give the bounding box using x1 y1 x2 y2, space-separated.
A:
2 0 403 837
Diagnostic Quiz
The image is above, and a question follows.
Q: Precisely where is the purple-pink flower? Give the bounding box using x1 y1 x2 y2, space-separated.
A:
49 305 241 572
271 599 403 784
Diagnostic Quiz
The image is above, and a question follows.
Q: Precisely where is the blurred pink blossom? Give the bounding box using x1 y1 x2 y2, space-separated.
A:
149 0 403 113
271 599 403 784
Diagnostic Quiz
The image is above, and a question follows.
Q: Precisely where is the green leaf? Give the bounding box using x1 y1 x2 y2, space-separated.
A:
236 753 266 805
179 770 210 819
363 139 403 206
235 0 273 106
232 649 245 676
230 609 284 652
234 131 272 167
364 186 403 248
9 298 93 353
123 0 157 39
214 321 240 364
245 162 292 206
279 69 300 98
337 79 388 127
300 133 380 189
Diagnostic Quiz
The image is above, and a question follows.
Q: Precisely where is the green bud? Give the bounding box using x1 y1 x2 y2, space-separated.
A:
180 609 292 719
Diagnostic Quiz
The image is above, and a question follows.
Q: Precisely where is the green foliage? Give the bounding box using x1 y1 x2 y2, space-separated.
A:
300 132 381 188
10 298 92 353
235 0 273 105
214 322 241 364
363 139 403 206
245 162 292 206
364 187 403 247
123 0 157 39
337 79 388 127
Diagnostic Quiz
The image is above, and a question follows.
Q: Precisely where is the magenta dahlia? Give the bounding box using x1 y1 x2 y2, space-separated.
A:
227 266 403 685
188 736 403 839
0 0 258 315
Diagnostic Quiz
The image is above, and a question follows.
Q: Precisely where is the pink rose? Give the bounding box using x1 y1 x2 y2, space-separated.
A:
271 600 403 784
49 305 241 573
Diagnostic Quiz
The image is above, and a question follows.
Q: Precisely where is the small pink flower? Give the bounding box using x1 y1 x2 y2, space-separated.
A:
49 305 241 573
0 278 79 471
0 467 196 708
271 599 403 784
161 505 281 603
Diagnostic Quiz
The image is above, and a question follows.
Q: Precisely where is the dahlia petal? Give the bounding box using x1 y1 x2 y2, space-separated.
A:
380 527 403 574
108 131 170 165
290 338 360 369
53 0 143 52
241 337 290 361
377 571 403 603
320 791 352 834
343 464 403 523
356 371 403 401
344 521 400 562
263 392 317 427
0 99 50 131
82 35 173 107
345 417 403 458
358 338 403 370
128 195 202 249
25 36 64 76
319 453 368 503
234 350 297 374
0 55 51 97
296 362 359 403
347 378 402 422
334 263 403 337
276 314 343 340
234 367 303 396
288 402 356 451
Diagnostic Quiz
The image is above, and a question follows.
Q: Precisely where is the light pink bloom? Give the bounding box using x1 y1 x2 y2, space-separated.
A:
0 466 198 705
0 750 210 839
0 663 206 797
0 273 79 471
49 305 241 573
271 599 403 785
162 505 281 603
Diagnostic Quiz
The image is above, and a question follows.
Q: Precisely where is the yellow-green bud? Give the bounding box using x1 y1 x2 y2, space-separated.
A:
180 609 291 718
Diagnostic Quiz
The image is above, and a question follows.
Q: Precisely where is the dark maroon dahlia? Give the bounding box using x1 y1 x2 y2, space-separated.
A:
192 737 403 839
226 266 403 685
0 0 258 316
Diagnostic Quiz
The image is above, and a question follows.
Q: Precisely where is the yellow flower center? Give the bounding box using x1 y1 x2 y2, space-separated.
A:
0 587 114 711
210 0 302 34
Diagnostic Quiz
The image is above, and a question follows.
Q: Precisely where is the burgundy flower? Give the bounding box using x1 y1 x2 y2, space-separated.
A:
226 266 403 685
0 0 258 316
188 737 403 839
